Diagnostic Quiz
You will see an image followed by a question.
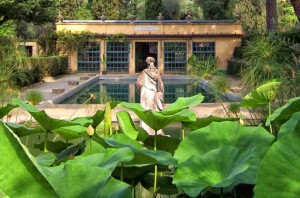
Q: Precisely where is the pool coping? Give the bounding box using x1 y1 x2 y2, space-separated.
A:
49 75 241 105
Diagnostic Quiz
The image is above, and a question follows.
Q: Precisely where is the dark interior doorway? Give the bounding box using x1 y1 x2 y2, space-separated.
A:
135 42 158 73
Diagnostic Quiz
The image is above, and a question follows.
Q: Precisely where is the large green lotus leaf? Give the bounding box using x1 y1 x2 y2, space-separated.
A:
143 135 180 155
254 133 300 198
104 133 144 149
44 149 133 198
36 153 57 167
173 146 251 197
56 141 85 161
54 125 88 140
70 117 92 126
266 97 300 126
81 139 106 156
12 98 39 112
120 102 196 131
72 110 104 128
104 134 177 167
117 111 139 139
34 141 73 153
163 93 204 115
0 104 16 119
182 116 239 130
12 98 76 131
72 101 120 128
7 122 45 136
0 122 58 197
174 121 274 184
241 81 281 108
277 111 300 138
141 174 179 195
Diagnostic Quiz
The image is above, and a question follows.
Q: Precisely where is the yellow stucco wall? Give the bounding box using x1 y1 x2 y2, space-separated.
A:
56 21 242 73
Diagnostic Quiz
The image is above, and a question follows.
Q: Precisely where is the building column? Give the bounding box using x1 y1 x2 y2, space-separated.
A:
158 40 164 74
129 40 135 74
187 39 193 73
100 39 105 74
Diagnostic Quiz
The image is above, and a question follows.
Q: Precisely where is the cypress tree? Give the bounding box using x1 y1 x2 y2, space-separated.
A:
92 0 123 20
145 0 162 20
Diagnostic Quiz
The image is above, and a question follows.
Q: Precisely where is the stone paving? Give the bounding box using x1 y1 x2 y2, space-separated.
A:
9 74 246 123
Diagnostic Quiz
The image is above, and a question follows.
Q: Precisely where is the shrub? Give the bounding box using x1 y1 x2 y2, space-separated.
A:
31 56 68 77
212 75 231 93
188 55 217 79
24 89 44 105
227 59 246 76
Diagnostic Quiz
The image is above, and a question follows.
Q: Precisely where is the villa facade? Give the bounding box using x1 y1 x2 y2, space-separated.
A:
56 19 243 74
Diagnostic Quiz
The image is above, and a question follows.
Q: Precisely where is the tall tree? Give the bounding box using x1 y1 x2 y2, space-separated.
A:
290 0 300 21
92 0 123 20
266 0 278 31
145 0 162 20
0 0 57 25
196 0 235 20
58 0 87 20
236 0 265 32
162 0 181 20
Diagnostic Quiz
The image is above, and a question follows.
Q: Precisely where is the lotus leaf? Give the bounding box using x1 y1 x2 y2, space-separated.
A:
120 102 196 131
163 93 204 114
241 81 281 108
0 104 16 119
266 97 300 126
7 122 44 136
254 133 300 198
43 148 133 198
117 111 139 139
173 146 251 197
277 111 300 138
174 121 274 185
182 116 239 130
0 122 58 197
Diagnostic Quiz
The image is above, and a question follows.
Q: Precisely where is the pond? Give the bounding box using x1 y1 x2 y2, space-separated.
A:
61 78 216 104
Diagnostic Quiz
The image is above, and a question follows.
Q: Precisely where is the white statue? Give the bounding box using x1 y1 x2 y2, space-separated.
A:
136 57 164 135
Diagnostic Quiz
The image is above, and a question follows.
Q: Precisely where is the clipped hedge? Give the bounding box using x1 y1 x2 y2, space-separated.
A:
31 56 68 77
14 56 68 87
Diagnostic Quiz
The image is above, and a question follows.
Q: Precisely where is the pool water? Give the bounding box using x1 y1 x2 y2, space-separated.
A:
61 79 216 104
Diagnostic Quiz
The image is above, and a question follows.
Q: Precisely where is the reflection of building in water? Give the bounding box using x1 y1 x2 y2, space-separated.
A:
62 80 216 104
56 19 243 74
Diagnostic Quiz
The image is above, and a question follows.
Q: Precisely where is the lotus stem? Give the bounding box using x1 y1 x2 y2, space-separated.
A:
44 130 49 153
121 163 124 181
221 187 224 198
154 130 157 196
268 102 273 134
181 125 185 140
89 137 93 155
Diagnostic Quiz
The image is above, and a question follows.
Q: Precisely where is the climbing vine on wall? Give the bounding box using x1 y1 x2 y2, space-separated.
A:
56 31 96 55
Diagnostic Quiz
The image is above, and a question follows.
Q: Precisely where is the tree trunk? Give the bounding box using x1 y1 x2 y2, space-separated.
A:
290 0 300 22
266 0 278 32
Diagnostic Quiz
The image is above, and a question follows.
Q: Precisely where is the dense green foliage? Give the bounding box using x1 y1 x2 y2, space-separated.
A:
0 0 57 25
188 55 217 79
0 91 300 197
196 0 235 20
145 0 162 20
92 0 123 20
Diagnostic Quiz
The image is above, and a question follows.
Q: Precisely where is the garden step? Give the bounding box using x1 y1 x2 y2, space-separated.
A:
52 88 65 94
79 76 89 80
68 80 79 86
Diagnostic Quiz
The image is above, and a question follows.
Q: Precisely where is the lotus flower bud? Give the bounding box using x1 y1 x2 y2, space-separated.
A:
87 125 95 136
